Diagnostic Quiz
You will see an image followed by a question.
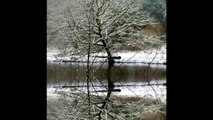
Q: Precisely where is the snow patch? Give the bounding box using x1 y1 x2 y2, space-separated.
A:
47 46 166 64
47 80 166 102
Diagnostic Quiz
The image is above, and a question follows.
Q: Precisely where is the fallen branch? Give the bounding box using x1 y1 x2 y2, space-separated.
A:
91 56 121 59
92 89 121 92
53 83 166 88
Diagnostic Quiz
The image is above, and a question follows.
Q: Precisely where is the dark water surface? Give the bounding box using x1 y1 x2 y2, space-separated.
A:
47 62 166 101
47 62 166 85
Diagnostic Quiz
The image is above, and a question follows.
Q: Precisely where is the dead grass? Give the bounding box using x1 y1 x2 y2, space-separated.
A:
142 22 166 36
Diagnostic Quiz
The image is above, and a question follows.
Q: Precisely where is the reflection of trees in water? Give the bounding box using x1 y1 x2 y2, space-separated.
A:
47 63 166 84
47 62 166 119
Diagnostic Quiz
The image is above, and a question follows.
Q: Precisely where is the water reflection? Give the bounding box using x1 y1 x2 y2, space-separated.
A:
47 62 166 85
47 62 166 102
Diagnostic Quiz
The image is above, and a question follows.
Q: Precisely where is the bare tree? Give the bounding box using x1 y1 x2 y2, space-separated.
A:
47 0 165 52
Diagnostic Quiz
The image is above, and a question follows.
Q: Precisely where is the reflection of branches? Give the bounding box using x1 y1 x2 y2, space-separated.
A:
146 47 162 100
48 61 166 119
153 65 160 80
117 81 141 98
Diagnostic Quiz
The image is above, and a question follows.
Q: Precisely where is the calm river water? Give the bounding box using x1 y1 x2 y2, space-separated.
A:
47 62 166 102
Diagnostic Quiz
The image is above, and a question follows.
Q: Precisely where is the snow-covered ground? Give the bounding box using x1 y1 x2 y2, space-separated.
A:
47 45 166 64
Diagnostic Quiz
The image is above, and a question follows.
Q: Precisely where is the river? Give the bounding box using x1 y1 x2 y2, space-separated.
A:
47 62 166 102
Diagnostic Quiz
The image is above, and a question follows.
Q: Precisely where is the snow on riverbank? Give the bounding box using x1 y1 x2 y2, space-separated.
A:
47 45 166 64
47 46 166 102
47 80 166 102
47 82 166 102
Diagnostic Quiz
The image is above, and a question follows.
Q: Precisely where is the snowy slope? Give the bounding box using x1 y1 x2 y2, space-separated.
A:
47 45 166 64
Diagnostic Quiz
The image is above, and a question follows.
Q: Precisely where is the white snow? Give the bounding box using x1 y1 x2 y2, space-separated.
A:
47 87 60 100
47 80 166 102
113 46 166 63
47 45 166 64
115 84 166 102
47 49 60 62
47 84 166 102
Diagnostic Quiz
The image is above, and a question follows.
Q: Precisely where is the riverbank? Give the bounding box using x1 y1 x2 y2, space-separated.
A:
47 80 166 102
47 45 166 64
